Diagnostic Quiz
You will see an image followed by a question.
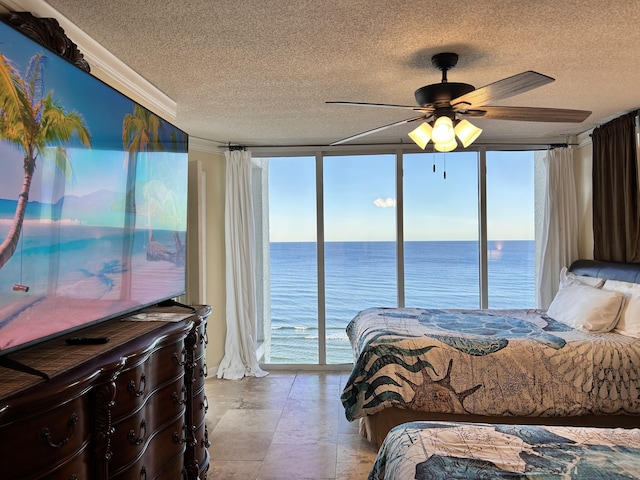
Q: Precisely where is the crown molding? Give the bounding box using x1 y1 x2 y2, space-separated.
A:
189 137 225 156
577 129 593 148
0 0 176 122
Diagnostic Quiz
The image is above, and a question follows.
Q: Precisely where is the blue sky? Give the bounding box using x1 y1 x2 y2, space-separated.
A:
268 151 535 242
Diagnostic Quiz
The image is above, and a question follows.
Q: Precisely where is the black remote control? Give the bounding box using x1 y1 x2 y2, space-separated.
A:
65 337 110 345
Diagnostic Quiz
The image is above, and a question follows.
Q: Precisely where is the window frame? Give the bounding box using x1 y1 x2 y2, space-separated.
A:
253 144 544 368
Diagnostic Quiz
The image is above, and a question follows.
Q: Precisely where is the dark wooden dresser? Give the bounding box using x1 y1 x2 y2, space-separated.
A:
0 304 211 480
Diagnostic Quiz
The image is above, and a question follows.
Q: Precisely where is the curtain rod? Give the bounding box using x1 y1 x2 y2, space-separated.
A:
220 141 577 150
227 142 246 151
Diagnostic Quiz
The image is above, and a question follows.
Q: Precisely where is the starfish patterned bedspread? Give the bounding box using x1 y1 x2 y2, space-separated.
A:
341 307 640 421
368 421 640 480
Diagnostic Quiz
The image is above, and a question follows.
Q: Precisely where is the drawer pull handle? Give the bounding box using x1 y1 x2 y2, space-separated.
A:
173 424 195 446
200 396 208 412
172 347 186 366
40 412 78 448
188 424 197 447
128 419 147 445
172 386 187 405
172 430 186 445
202 426 211 448
140 466 147 480
128 374 146 397
200 363 208 377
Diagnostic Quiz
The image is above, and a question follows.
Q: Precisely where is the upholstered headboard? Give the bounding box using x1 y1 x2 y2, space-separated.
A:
569 259 640 284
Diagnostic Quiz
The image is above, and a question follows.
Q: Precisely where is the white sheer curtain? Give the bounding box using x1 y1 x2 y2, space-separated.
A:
217 150 268 380
537 147 579 308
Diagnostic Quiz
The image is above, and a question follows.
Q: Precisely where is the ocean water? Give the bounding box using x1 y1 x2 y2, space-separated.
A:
267 240 535 364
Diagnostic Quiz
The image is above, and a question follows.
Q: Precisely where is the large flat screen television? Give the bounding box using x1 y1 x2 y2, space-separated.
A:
0 19 189 359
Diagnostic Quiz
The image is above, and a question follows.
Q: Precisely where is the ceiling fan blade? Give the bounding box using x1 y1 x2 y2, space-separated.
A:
452 71 555 108
460 106 591 122
327 101 434 113
330 115 429 145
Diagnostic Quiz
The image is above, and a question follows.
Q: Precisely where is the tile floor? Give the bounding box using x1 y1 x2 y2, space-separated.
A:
205 370 378 480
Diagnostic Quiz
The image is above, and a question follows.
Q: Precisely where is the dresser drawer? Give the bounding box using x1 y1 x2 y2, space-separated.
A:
194 357 207 387
0 394 90 479
193 417 211 475
191 383 207 425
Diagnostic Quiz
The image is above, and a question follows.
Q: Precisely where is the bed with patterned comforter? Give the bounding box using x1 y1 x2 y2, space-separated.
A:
342 307 640 426
368 421 640 479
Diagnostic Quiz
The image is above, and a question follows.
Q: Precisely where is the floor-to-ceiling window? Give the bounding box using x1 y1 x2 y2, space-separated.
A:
261 148 537 366
265 156 318 363
403 151 479 308
486 151 536 308
323 154 397 364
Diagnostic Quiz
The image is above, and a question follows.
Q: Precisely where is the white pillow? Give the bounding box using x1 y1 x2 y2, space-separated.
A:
547 284 625 333
602 280 640 338
559 266 605 289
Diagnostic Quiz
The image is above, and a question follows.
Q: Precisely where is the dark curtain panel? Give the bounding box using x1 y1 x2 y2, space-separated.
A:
592 111 640 262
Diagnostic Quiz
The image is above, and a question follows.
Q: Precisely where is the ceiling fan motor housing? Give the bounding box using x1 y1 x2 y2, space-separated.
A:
414 82 475 110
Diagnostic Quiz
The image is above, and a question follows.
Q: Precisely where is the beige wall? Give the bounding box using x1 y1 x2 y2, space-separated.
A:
186 148 227 371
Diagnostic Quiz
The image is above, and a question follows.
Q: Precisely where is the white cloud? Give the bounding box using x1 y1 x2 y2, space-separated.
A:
374 197 396 208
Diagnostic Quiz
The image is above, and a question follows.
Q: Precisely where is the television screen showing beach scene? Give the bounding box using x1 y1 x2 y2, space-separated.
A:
0 21 188 355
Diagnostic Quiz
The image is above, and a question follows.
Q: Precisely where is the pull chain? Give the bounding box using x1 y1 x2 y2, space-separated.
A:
443 152 447 180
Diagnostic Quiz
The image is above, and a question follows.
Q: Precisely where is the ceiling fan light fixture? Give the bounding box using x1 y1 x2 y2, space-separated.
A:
434 138 458 152
432 115 456 144
408 122 433 149
454 119 483 148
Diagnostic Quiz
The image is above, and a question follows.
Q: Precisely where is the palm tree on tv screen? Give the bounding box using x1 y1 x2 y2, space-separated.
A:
0 52 91 270
120 103 161 297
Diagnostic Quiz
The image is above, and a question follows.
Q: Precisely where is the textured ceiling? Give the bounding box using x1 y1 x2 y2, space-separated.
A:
34 1 640 147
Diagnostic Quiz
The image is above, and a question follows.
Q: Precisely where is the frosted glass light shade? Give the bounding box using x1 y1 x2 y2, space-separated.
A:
434 138 458 152
432 116 456 144
408 122 432 149
455 119 483 147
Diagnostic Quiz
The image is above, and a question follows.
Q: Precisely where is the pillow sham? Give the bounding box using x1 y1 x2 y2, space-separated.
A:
547 284 625 333
602 279 640 338
559 266 605 289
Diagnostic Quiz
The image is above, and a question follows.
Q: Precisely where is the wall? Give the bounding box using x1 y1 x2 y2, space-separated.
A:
186 146 226 371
